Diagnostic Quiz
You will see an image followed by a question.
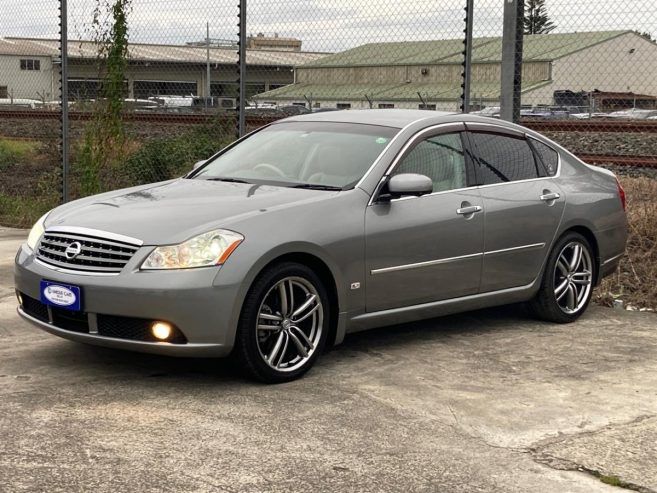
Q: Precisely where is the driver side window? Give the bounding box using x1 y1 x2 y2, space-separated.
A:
393 133 467 193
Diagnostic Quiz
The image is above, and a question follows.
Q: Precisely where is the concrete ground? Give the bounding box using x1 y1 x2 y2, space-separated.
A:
0 226 655 493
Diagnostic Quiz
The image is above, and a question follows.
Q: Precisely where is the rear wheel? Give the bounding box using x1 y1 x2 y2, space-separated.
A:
236 262 329 383
530 232 595 323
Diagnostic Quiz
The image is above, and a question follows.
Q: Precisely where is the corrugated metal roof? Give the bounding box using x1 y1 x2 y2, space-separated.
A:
255 80 550 102
303 30 631 68
0 37 328 67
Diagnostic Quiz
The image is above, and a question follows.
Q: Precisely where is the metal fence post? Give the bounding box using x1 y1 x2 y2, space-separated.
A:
237 0 247 137
60 0 69 203
460 0 474 113
500 0 524 123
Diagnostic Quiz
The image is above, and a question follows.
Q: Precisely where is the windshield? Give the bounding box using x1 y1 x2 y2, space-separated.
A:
193 121 399 189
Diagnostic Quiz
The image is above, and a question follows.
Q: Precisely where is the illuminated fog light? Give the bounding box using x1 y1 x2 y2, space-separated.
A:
152 322 173 341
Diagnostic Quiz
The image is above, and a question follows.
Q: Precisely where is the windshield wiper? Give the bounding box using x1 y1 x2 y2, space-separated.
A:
205 177 252 184
291 184 342 191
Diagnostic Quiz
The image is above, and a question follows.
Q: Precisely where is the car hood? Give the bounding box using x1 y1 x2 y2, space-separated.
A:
45 179 339 245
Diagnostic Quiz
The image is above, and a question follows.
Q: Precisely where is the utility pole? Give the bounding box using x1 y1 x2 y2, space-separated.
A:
460 0 474 113
206 22 211 109
500 0 524 122
237 0 247 137
60 0 69 203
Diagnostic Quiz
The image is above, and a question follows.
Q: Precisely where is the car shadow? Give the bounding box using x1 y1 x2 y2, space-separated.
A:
31 303 547 385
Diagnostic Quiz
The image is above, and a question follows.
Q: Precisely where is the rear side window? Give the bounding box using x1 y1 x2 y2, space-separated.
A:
469 132 541 184
530 138 559 176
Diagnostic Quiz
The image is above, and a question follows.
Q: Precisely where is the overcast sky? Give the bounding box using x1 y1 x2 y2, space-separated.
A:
1 0 655 52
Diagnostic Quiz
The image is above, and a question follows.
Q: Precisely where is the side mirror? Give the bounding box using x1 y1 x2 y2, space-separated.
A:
383 173 433 200
192 159 207 170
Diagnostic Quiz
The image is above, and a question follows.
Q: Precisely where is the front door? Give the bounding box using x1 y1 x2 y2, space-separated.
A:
365 129 484 312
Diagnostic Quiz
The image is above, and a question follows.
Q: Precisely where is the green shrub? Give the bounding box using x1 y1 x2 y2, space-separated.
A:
122 120 235 185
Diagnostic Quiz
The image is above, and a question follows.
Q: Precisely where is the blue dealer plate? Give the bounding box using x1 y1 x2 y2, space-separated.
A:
40 280 82 312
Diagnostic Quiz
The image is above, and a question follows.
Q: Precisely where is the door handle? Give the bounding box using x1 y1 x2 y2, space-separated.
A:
540 192 560 202
456 205 483 216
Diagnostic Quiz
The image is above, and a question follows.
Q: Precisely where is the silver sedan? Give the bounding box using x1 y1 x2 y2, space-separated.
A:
14 110 628 382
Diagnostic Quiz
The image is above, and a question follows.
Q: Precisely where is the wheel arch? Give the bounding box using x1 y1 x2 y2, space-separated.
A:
558 225 601 284
237 247 344 348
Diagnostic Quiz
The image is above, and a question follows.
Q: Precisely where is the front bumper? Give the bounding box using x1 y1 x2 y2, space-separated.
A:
14 244 242 357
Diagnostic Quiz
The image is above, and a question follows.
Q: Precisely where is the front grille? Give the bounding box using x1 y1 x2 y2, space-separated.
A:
22 294 49 322
97 315 187 344
36 231 140 274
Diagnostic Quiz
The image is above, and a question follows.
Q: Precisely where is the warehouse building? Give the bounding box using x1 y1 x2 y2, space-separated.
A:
0 37 327 102
254 31 657 111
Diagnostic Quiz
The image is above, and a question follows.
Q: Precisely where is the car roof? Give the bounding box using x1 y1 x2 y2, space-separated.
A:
277 109 552 144
282 109 457 128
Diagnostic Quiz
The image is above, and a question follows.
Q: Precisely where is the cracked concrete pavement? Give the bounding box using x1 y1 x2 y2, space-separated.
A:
1 226 656 492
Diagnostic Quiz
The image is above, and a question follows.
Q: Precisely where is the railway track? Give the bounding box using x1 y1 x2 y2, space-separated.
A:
1 110 656 168
3 109 657 132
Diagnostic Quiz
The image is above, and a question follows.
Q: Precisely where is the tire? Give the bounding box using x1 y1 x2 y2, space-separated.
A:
235 262 330 383
530 232 596 323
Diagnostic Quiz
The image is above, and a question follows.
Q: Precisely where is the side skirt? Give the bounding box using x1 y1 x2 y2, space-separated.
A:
346 280 540 334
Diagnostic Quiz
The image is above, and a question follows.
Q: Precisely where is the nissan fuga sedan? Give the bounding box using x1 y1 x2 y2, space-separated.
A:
15 110 627 382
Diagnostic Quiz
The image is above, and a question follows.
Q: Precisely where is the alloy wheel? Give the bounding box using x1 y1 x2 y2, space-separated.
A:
256 276 324 372
553 241 593 314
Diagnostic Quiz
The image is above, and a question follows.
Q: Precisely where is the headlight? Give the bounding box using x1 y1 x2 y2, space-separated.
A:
26 212 49 251
141 229 244 270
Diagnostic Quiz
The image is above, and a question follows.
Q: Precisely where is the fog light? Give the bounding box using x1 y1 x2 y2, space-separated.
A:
16 291 23 306
152 322 172 341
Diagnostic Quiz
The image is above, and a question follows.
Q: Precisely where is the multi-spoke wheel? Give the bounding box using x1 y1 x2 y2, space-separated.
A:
531 232 596 323
553 242 593 314
236 262 330 383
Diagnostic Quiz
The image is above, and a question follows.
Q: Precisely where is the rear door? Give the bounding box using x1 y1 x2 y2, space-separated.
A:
466 124 565 292
365 124 484 312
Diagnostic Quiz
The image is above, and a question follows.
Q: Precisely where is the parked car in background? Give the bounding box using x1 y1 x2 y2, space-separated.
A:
278 105 311 116
15 110 627 382
470 106 500 118
608 109 657 119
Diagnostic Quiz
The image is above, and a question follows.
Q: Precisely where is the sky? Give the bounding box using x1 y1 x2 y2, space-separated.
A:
0 0 655 52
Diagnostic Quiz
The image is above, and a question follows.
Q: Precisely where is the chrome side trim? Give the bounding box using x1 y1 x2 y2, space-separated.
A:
46 226 143 247
484 242 545 256
34 258 121 277
371 252 483 276
602 252 624 266
387 185 475 203
371 242 546 276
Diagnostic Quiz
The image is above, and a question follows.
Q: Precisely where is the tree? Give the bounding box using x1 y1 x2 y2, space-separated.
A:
76 0 133 196
524 0 556 35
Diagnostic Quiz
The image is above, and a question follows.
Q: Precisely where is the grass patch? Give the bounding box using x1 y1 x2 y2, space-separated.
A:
0 191 58 228
0 138 43 170
598 474 623 487
596 176 657 310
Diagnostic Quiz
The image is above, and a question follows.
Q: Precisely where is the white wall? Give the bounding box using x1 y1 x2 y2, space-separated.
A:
525 32 657 106
0 55 55 100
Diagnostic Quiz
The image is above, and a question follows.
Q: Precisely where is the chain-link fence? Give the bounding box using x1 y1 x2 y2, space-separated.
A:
0 0 656 227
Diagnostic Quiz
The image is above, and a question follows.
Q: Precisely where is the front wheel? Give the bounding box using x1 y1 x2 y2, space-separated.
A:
235 262 329 383
530 232 596 323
